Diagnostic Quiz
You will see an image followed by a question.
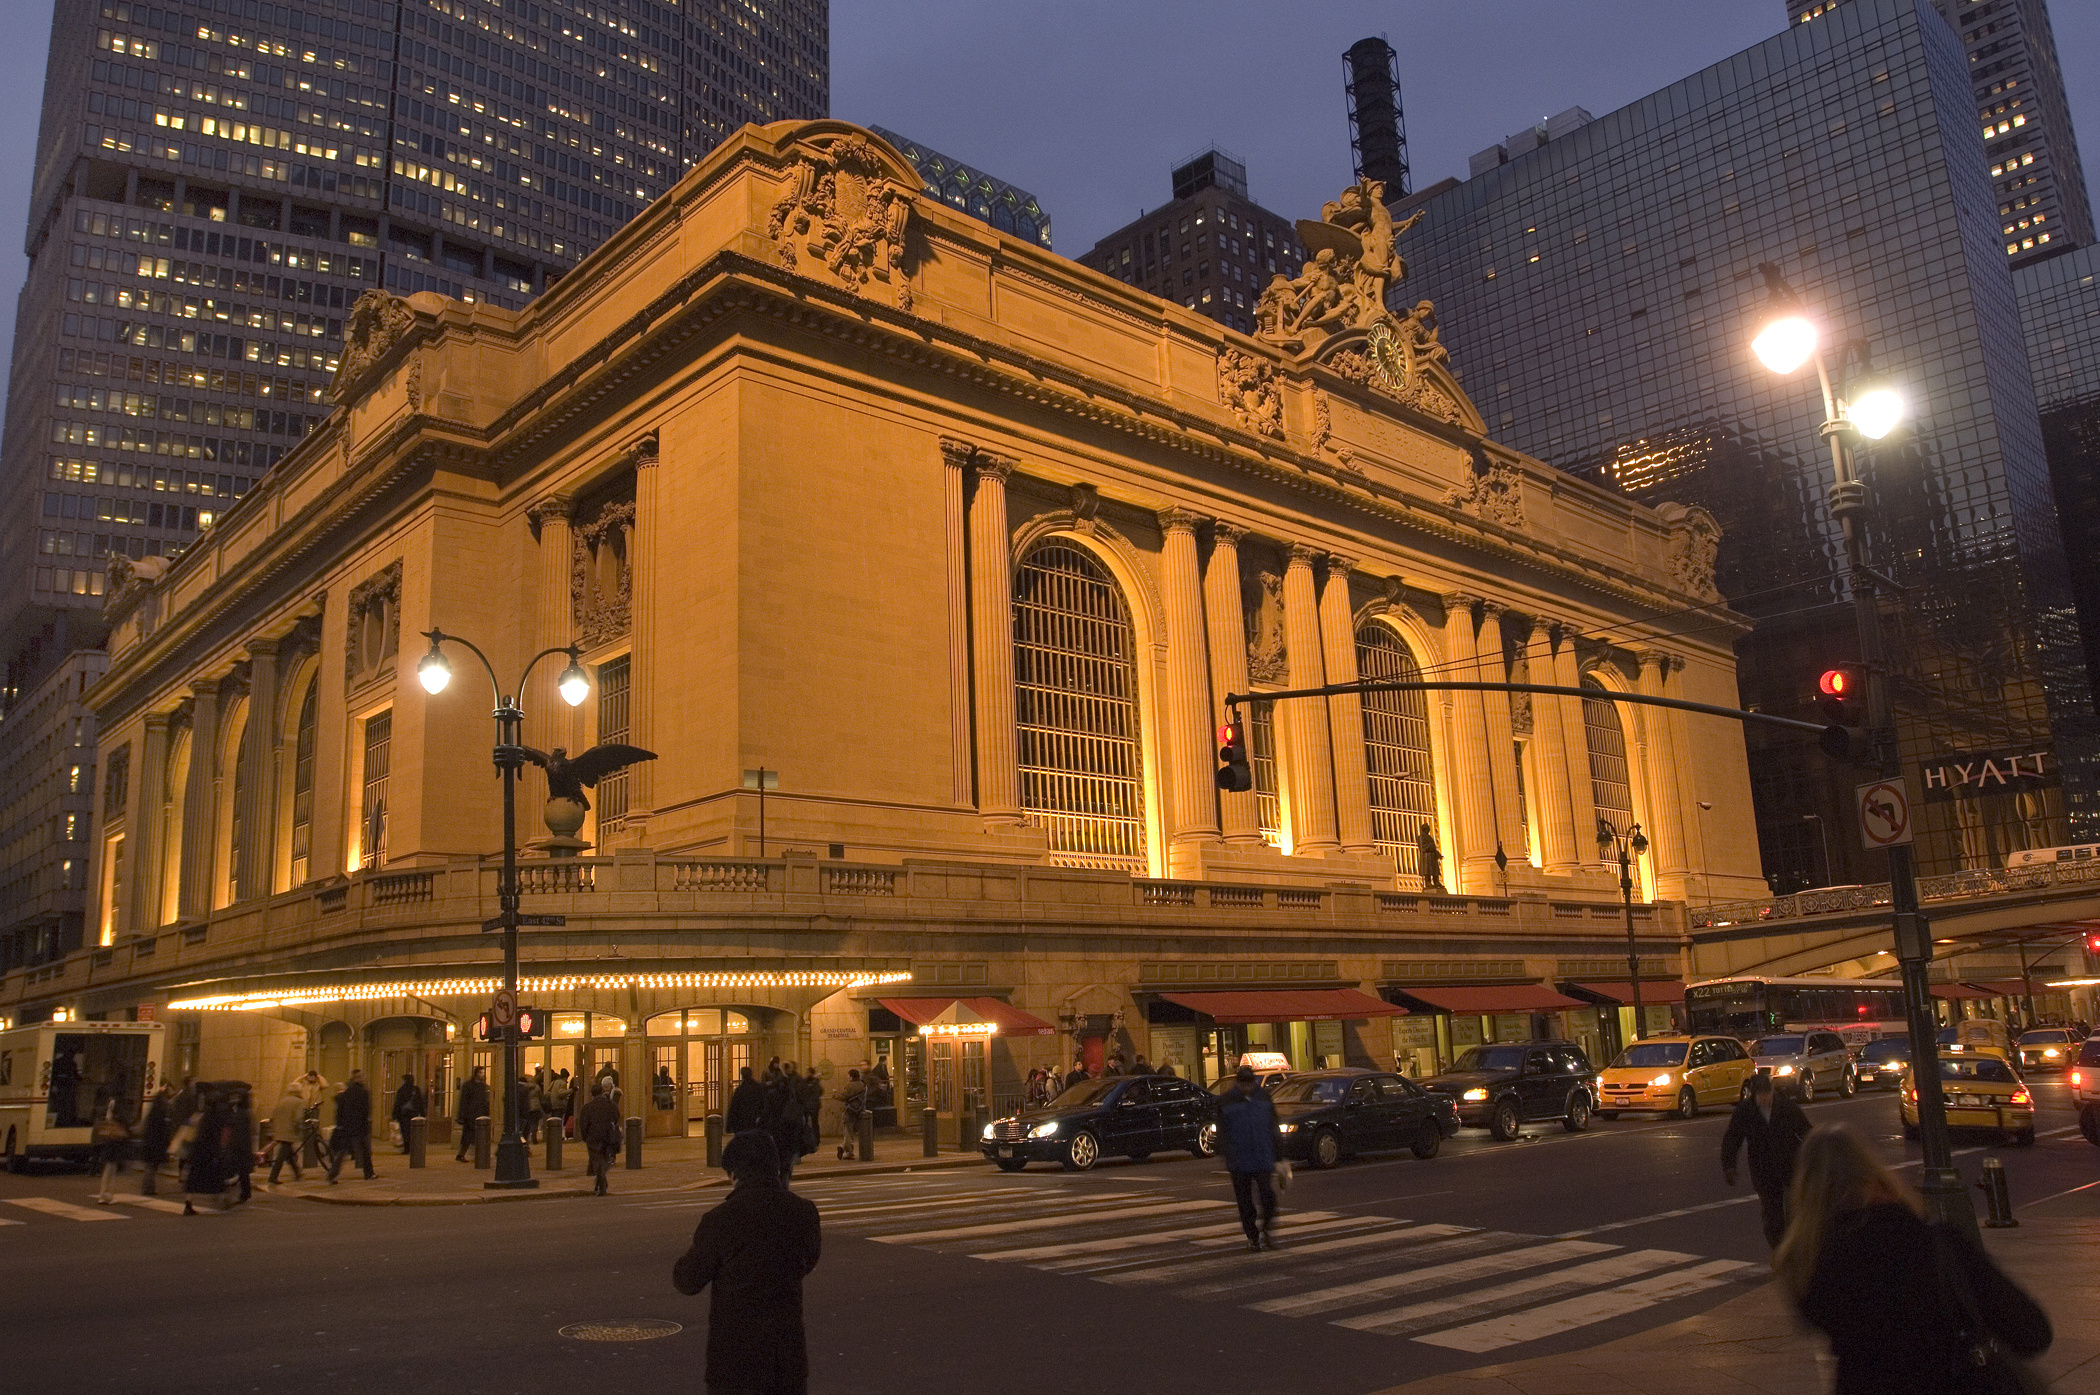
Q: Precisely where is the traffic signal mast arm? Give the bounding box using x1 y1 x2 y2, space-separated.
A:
1224 679 1831 737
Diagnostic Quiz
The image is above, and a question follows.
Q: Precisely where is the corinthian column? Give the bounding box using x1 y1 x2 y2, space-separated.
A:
1440 593 1496 891
1553 622 1602 866
1318 555 1376 854
1158 508 1219 857
178 678 220 920
940 439 975 807
1202 523 1262 844
1477 602 1527 863
1281 544 1338 852
1636 650 1691 884
1527 617 1579 874
232 638 279 903
526 494 574 758
969 453 1022 823
626 437 660 834
128 713 170 934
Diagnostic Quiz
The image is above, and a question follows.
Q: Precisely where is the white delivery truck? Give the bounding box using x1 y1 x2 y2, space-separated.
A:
0 1019 166 1169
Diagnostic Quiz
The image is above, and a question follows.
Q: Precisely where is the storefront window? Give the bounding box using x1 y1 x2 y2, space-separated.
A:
551 1012 588 1041
591 1015 627 1038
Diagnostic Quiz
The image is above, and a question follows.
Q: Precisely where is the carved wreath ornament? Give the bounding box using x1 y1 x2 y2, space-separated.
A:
1215 347 1284 439
331 291 417 404
767 135 913 306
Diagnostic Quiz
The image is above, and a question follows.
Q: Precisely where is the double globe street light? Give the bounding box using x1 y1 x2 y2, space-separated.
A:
416 629 590 1188
1597 819 1650 1045
1750 267 1970 1228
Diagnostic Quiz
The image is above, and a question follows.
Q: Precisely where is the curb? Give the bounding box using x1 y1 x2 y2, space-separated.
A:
297 1185 595 1207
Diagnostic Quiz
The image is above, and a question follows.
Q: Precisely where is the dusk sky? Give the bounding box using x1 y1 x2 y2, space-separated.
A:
2 1 2094 421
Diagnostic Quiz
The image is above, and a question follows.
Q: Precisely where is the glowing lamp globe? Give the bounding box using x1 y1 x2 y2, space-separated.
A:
1848 384 1905 440
1752 313 1819 375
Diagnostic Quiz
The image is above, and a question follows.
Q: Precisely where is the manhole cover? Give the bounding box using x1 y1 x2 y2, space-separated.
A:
559 1319 683 1342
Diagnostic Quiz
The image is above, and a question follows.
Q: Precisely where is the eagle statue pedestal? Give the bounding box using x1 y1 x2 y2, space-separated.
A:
531 795 592 859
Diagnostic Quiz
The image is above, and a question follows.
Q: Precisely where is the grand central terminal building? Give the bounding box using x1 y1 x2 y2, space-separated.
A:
1 122 1774 1138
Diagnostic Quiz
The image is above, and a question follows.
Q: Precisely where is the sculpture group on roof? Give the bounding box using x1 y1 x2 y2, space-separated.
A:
1254 178 1423 353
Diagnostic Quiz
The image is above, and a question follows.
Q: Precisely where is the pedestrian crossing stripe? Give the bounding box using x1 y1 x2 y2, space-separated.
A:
817 1183 1764 1353
2 1197 127 1222
110 1196 188 1215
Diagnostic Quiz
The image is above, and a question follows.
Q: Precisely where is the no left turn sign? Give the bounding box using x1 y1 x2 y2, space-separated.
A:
490 988 517 1029
1856 778 1914 850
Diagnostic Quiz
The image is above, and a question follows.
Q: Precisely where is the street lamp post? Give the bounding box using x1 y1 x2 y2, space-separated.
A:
1598 818 1649 1042
1751 265 1971 1229
416 627 590 1189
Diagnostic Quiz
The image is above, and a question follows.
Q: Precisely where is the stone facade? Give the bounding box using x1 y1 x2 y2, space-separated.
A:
2 122 1768 1130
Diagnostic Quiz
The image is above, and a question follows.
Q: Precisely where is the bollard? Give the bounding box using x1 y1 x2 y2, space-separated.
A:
1979 1156 2018 1228
544 1116 562 1172
857 1109 875 1163
407 1116 427 1170
473 1115 491 1169
704 1115 724 1169
973 1098 991 1147
921 1106 938 1157
301 1124 322 1170
625 1116 642 1170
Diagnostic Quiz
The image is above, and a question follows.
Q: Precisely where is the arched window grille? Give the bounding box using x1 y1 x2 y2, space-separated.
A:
1356 625 1438 855
1582 676 1636 836
1248 699 1281 847
289 675 317 884
1013 543 1146 871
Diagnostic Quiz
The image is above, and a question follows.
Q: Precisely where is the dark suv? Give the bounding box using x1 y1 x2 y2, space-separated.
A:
980 1073 1218 1172
2072 1036 2100 1145
1420 1041 1599 1140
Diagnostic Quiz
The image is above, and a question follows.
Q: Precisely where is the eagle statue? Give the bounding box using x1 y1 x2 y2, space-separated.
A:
513 742 657 812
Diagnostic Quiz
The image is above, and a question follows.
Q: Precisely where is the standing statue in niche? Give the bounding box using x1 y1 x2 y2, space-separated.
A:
1416 823 1446 894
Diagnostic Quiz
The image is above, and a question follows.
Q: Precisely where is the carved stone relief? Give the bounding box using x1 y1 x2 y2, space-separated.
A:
1443 449 1526 529
767 133 914 307
1655 502 1723 601
330 291 418 404
1243 565 1287 684
572 497 636 650
103 743 131 821
345 560 402 686
1215 347 1284 440
404 356 424 411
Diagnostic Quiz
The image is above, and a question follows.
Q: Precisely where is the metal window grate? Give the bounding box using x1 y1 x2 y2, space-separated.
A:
1249 699 1282 847
1013 544 1147 871
1356 626 1438 856
361 709 391 869
1582 678 1636 834
596 655 631 838
290 676 316 883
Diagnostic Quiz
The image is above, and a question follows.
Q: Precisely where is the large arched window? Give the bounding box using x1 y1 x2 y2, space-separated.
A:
160 727 190 927
1013 542 1146 871
1581 676 1636 836
288 673 317 885
1356 625 1438 856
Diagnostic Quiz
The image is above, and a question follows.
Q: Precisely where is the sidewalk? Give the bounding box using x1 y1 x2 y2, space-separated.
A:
266 1132 988 1206
1371 1220 2100 1395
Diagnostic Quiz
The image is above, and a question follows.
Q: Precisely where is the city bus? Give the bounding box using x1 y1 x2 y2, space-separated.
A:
0 1020 165 1169
1684 976 1908 1048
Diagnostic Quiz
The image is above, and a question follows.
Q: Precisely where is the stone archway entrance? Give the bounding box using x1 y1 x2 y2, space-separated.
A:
366 1016 452 1146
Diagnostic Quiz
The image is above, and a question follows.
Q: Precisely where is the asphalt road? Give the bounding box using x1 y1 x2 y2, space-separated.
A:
4 1079 2097 1395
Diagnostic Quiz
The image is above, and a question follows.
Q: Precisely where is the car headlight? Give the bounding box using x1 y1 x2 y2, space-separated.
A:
1461 1088 1488 1102
1277 1122 1297 1133
1028 1121 1059 1139
2044 1049 2062 1058
1650 1074 1673 1088
1773 1065 1795 1076
982 1122 999 1140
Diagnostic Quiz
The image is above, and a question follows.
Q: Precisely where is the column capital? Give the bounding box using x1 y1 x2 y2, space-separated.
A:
1439 590 1481 613
630 431 659 468
244 636 282 659
1633 647 1674 672
1478 598 1509 619
1156 506 1206 535
1209 520 1248 548
1287 541 1321 566
190 677 222 700
527 494 573 530
1526 613 1555 640
938 436 976 470
143 710 173 733
1322 552 1358 581
973 452 1016 484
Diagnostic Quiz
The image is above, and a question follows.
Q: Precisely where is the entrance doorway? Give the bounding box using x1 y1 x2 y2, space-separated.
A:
643 1008 760 1136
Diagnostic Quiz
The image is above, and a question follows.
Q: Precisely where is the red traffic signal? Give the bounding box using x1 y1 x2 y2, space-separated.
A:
1216 718 1253 792
1818 668 1853 697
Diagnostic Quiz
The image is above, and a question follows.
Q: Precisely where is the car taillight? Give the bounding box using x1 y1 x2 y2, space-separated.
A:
2012 1089 2032 1107
2074 1070 2084 1088
1904 1088 1916 1104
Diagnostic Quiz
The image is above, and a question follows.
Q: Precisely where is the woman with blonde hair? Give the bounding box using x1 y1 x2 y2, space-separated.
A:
1778 1124 2048 1393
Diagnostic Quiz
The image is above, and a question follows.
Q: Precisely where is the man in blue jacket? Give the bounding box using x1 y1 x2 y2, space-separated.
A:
1218 1063 1280 1251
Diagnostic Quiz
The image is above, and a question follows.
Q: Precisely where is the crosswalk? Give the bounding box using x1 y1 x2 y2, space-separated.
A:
0 1193 272 1225
638 1177 1761 1355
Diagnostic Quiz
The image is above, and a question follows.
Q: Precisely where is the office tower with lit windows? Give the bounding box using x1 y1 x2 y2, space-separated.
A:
1080 149 1306 336
1402 0 2098 888
2017 243 2100 703
1790 0 2093 265
0 0 827 972
867 127 1051 250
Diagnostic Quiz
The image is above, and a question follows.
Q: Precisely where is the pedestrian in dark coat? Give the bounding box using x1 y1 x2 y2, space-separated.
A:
1217 1064 1280 1250
578 1081 623 1195
726 1065 766 1133
1779 1124 2049 1395
391 1074 424 1153
227 1085 257 1204
326 1070 374 1182
454 1067 491 1162
672 1131 822 1395
182 1085 232 1215
763 1072 812 1182
1721 1072 1813 1246
139 1083 175 1195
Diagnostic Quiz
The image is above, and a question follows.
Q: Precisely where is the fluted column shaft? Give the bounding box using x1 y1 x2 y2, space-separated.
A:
1661 657 1705 884
627 443 660 831
232 639 278 903
1203 523 1262 844
1553 623 1602 866
178 679 220 920
526 496 575 759
127 714 169 933
1477 603 1527 863
1637 650 1691 881
969 454 1022 823
1527 618 1580 874
940 440 975 807
1158 509 1220 851
1318 555 1375 853
1281 544 1338 852
1440 593 1497 891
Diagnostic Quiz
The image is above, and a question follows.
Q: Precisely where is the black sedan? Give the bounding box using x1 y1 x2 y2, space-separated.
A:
980 1074 1218 1172
1856 1036 1910 1091
1273 1069 1457 1169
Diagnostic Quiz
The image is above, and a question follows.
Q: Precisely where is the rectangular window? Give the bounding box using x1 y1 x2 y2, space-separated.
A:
595 655 632 839
360 709 391 869
1250 700 1282 848
101 834 124 946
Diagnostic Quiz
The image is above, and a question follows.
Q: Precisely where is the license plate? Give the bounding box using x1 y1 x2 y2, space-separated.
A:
997 1147 1013 1158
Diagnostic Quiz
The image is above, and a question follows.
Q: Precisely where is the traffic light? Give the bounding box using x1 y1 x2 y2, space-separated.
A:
1216 718 1253 792
474 1008 547 1042
1815 665 1872 763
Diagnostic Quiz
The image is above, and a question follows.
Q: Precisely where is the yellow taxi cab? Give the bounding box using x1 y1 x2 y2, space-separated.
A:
1596 1034 1756 1119
1902 1051 2034 1146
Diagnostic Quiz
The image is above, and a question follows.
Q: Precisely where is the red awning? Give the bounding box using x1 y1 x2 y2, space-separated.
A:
1155 988 1406 1025
877 997 1058 1036
1929 983 1995 1000
1386 984 1586 1013
1967 981 2052 999
1563 980 1688 1007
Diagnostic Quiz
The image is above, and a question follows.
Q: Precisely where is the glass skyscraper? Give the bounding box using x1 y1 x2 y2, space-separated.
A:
1401 0 2097 887
2017 243 2100 706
